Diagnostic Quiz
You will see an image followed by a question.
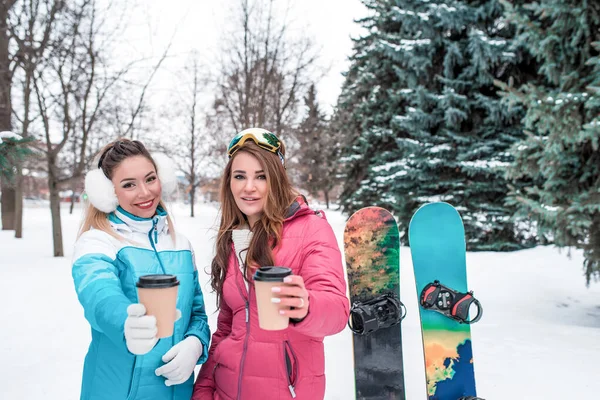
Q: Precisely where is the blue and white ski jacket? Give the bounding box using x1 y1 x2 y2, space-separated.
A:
72 206 210 400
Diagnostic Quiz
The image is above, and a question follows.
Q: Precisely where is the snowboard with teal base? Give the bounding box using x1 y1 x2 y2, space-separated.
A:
344 206 405 400
409 202 482 400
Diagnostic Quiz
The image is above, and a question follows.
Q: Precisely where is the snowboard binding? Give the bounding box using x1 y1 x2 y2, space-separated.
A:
420 280 482 324
348 293 406 335
458 397 485 400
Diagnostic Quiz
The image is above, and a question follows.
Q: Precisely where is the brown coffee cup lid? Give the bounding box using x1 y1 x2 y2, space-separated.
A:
136 274 180 288
253 266 292 282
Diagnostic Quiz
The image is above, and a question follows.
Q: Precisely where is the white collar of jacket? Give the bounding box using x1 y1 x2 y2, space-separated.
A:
108 205 169 236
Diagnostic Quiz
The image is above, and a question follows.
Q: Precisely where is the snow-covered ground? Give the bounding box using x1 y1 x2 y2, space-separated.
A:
1 202 599 399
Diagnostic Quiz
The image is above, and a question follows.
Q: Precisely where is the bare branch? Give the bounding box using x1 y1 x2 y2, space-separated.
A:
121 39 173 138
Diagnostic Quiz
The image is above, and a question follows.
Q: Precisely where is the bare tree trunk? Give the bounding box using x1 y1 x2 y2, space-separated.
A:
1 179 15 229
189 79 196 219
69 186 75 214
69 130 76 215
15 66 34 238
0 2 11 126
584 212 600 284
184 55 202 218
14 165 22 237
323 190 329 209
34 61 66 256
0 1 16 230
190 175 195 218
48 167 63 257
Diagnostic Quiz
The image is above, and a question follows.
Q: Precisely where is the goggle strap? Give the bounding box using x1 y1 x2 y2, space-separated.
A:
227 131 285 166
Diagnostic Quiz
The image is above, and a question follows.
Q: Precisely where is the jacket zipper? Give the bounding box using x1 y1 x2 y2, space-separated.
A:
148 217 175 400
284 340 298 398
148 217 166 274
234 261 251 400
126 356 138 399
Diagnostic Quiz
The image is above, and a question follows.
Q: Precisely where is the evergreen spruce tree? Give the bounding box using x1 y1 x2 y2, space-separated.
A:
337 0 535 249
502 0 600 282
337 0 422 227
0 132 30 183
296 85 339 208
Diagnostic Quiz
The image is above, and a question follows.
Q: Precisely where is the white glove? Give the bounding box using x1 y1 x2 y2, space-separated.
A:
124 304 158 355
155 336 203 386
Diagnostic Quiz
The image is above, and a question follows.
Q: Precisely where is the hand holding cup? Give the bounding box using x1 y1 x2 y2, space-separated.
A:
125 303 158 355
270 275 309 321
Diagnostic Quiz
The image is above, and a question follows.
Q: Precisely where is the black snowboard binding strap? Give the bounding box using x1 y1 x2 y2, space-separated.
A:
348 293 406 336
458 397 485 400
420 280 482 324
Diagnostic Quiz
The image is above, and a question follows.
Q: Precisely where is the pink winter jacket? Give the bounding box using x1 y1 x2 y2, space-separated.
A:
192 198 350 400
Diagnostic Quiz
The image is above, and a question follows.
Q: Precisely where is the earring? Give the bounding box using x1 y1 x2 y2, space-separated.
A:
84 153 178 213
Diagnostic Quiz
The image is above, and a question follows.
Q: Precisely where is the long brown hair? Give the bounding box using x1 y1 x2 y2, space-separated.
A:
212 141 298 307
78 138 176 242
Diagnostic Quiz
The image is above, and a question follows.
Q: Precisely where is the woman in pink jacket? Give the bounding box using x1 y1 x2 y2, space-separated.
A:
192 128 349 400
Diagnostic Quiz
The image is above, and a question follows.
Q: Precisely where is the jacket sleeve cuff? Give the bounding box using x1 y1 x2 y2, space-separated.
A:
289 289 350 337
288 290 322 336
185 325 211 364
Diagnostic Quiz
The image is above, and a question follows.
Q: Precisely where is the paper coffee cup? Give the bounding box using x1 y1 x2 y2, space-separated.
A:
253 266 292 331
136 274 180 338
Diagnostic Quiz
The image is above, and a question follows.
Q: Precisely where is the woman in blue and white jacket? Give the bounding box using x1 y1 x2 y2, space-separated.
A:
72 139 210 400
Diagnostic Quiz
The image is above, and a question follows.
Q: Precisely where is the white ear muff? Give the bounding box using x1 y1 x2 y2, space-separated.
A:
152 152 178 197
84 168 119 213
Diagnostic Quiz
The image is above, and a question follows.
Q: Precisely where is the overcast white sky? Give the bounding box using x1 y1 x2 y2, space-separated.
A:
114 0 368 115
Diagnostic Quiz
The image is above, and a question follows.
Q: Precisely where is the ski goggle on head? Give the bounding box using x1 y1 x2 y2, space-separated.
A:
227 128 285 165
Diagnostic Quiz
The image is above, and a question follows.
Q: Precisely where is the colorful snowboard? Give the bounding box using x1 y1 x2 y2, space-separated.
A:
344 207 405 400
409 202 479 400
